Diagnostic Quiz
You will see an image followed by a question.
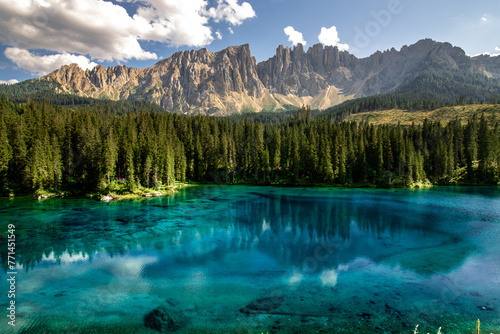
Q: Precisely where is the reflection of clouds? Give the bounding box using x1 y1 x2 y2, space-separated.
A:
338 264 349 271
18 252 159 295
11 251 159 330
40 251 91 264
334 253 500 299
285 265 349 289
320 269 338 287
185 270 207 294
101 255 158 278
262 219 270 232
427 253 500 295
32 250 159 282
286 271 303 288
319 265 348 288
173 230 182 245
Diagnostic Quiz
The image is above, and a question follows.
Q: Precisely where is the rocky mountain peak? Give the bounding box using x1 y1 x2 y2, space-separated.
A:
48 63 90 91
40 39 500 114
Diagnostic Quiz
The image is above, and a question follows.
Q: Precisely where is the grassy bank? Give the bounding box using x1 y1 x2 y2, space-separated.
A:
9 177 500 201
346 104 500 126
14 181 194 201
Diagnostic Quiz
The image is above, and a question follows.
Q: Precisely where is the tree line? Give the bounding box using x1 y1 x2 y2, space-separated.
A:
0 98 499 196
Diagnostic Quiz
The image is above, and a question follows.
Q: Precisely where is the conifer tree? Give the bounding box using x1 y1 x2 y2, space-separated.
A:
478 113 491 179
144 155 152 189
0 114 12 193
103 129 118 185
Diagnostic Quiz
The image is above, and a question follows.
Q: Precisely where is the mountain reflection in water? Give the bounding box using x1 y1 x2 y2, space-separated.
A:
1 186 499 333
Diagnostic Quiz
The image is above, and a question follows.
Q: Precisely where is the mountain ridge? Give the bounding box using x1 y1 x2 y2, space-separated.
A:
13 39 500 114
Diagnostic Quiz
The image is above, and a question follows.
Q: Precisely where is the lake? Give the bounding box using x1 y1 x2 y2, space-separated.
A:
1 186 500 333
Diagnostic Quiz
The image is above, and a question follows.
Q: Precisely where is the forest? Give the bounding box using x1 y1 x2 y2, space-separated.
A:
0 96 499 197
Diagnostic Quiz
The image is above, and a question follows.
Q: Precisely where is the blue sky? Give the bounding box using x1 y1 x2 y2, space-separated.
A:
0 0 499 84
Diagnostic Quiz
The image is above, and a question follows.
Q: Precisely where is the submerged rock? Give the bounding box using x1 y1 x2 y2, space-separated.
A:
144 306 187 332
166 298 180 307
240 295 285 314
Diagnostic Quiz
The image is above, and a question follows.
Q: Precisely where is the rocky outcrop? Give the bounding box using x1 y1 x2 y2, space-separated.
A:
240 295 285 314
257 43 357 97
42 39 500 115
144 306 187 333
46 44 266 114
472 54 500 79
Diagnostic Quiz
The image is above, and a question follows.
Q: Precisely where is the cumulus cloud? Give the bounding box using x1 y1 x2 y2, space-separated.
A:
134 0 215 47
0 0 255 72
4 47 97 75
470 51 500 57
228 27 234 34
473 47 500 57
284 26 306 46
208 0 256 25
215 31 223 40
0 79 19 85
318 26 349 51
481 16 487 22
0 0 157 62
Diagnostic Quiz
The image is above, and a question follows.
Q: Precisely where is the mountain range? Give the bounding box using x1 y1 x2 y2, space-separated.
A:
7 39 500 114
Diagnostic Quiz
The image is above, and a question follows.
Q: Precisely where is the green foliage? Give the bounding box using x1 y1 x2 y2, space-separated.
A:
0 79 166 114
0 78 60 96
395 62 500 103
239 105 256 114
0 97 499 196
323 62 500 122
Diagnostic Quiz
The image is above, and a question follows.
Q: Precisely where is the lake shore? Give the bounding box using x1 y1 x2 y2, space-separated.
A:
5 179 500 201
5 183 193 201
1 185 499 333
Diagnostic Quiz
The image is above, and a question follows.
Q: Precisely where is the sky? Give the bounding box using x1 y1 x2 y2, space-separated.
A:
0 0 499 84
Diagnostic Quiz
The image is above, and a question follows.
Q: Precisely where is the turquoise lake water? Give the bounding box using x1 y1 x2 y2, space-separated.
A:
1 186 500 333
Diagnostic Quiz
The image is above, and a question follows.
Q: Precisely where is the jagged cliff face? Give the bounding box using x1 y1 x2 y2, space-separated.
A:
48 45 267 114
44 39 500 115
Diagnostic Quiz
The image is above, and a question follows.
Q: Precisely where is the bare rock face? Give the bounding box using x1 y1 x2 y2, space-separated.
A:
86 65 140 89
47 44 265 114
42 39 500 115
147 44 264 113
48 64 92 92
257 43 358 98
472 54 500 79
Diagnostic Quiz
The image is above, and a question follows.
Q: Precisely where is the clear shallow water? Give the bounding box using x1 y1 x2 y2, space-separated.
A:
1 186 500 333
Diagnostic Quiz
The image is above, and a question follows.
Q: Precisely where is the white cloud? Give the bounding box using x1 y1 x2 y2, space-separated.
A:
318 26 349 51
135 0 215 47
208 0 256 26
0 0 157 62
481 16 487 22
4 47 97 75
228 27 234 35
470 51 500 58
495 47 500 52
215 31 223 40
284 26 306 46
0 0 255 73
0 79 19 85
0 0 160 60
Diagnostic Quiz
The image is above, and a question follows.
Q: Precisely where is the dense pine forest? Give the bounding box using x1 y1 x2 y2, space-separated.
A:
0 95 499 197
